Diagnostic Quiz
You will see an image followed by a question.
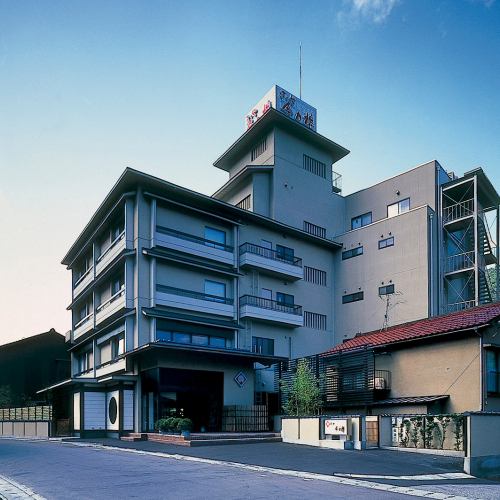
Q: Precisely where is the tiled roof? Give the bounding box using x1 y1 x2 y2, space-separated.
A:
322 302 500 356
372 395 449 406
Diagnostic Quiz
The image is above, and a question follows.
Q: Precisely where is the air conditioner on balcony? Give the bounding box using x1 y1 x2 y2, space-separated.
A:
374 377 386 390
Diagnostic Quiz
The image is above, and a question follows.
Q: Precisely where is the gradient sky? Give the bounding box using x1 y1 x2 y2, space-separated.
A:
1 0 499 345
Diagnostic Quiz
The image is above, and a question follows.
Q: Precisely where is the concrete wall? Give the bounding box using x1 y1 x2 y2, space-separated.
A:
0 421 50 437
465 413 500 476
376 336 481 414
334 206 432 340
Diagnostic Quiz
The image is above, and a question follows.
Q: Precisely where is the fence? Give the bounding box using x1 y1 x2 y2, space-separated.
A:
221 405 268 432
0 405 52 421
0 405 53 438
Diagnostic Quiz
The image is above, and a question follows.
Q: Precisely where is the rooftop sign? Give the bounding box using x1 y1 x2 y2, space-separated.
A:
245 85 317 132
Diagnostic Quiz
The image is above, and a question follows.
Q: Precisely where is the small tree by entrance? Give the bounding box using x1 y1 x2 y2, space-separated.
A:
280 358 321 415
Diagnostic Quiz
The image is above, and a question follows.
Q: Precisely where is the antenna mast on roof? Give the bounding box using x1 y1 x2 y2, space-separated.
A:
299 42 302 99
380 291 404 331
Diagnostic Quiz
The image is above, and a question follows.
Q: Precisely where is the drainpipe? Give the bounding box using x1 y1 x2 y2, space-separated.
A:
429 212 434 317
474 326 484 411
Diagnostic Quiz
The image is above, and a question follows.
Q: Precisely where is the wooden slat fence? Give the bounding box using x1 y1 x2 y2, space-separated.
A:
221 405 268 432
0 405 52 421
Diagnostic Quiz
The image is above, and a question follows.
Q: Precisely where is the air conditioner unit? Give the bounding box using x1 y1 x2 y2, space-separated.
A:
374 377 386 390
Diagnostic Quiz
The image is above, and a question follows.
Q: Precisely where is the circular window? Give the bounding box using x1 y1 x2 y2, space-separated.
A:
108 397 118 424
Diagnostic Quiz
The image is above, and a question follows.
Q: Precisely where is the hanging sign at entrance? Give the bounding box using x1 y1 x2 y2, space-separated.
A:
234 372 248 387
324 419 348 435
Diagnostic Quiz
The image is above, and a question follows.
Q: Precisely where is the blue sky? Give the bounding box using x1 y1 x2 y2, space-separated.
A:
1 0 499 344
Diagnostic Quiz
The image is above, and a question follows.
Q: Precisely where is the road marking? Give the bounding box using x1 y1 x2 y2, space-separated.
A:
60 441 474 500
0 475 47 500
334 472 473 481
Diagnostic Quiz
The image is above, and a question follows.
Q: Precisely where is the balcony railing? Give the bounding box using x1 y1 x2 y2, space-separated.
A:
487 371 500 394
156 225 234 252
74 265 94 288
239 295 302 315
443 199 484 225
156 284 234 305
74 367 93 377
96 358 123 370
446 300 476 313
96 230 125 263
96 287 125 313
332 170 342 194
239 243 302 267
74 312 93 330
445 251 475 273
374 370 391 390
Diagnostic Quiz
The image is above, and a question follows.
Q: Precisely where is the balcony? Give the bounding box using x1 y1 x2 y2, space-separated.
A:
446 300 476 313
445 251 475 274
155 284 234 317
73 266 94 298
239 243 303 280
95 358 127 378
73 312 94 340
443 199 483 228
96 230 126 275
373 370 391 391
239 295 303 327
95 287 126 326
74 367 94 379
155 226 234 265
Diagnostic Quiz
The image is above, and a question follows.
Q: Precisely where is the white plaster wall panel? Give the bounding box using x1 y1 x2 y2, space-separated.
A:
73 270 94 299
106 390 120 431
96 236 126 275
84 392 106 430
73 315 94 340
73 393 80 431
155 232 234 265
95 358 126 378
95 293 126 326
123 390 134 431
156 290 234 317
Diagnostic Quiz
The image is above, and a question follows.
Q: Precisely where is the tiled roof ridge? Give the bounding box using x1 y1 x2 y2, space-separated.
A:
322 301 500 356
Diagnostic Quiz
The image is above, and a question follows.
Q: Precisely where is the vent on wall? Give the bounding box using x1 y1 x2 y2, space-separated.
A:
303 154 326 178
251 138 267 162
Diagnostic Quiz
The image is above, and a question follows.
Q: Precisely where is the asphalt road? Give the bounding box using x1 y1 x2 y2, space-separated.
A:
0 438 499 499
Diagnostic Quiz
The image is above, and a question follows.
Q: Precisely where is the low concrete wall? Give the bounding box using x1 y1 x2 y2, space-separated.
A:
464 413 500 477
0 421 50 438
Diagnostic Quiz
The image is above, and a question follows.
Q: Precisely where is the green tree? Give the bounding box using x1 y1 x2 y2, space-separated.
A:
0 386 13 408
280 358 321 416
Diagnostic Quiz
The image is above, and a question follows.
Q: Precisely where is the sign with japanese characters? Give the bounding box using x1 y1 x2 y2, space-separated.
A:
245 85 317 131
324 418 348 435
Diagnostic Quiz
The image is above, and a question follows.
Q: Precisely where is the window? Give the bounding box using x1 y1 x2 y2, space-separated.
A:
276 244 294 263
304 266 327 286
112 274 124 295
388 198 410 218
236 195 251 210
204 227 226 250
276 292 294 306
342 291 364 304
304 311 327 330
204 280 226 302
78 349 93 373
111 219 124 241
379 237 394 249
342 247 363 260
112 333 125 358
251 138 267 161
303 221 326 238
252 337 274 355
303 155 326 178
487 350 500 393
351 213 372 230
379 284 395 295
157 328 227 348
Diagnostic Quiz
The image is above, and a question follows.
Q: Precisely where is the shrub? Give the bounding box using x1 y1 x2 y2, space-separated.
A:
177 418 193 432
170 417 181 432
154 419 169 432
165 417 176 431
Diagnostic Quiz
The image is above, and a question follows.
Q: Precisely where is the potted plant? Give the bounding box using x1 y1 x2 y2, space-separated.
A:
164 417 175 434
154 418 169 434
170 417 181 434
177 418 193 436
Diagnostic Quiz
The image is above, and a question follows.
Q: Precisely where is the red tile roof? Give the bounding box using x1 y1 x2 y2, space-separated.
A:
322 302 500 356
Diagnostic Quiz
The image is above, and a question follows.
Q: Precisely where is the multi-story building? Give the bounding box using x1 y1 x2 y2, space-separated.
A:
56 85 499 436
